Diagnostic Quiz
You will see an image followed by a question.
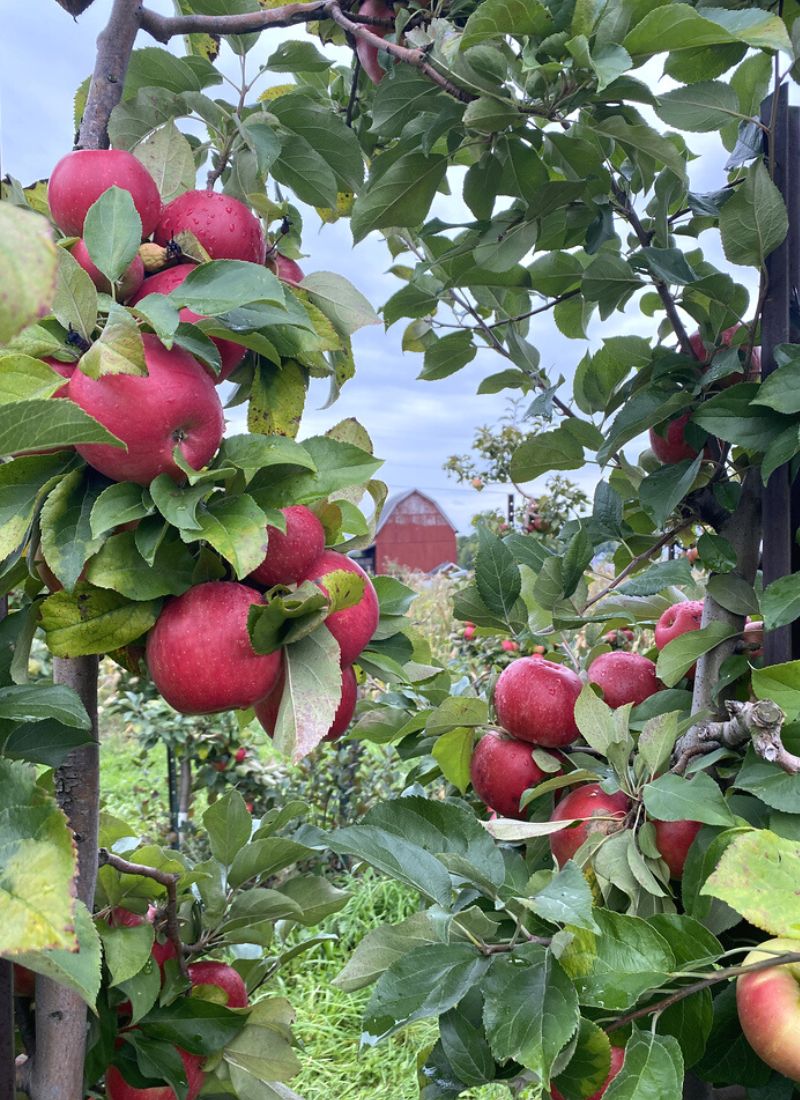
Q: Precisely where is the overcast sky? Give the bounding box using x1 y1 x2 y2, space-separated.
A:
0 2 760 533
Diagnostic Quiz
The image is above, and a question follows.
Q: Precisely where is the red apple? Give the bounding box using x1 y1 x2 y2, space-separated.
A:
649 413 701 464
146 582 283 714
549 783 630 867
654 600 704 650
552 1045 625 1100
106 1047 204 1100
44 356 74 398
71 239 145 301
737 937 800 1082
587 651 660 709
267 252 304 286
653 819 701 879
48 150 162 239
501 640 519 653
255 664 358 743
247 505 326 589
68 334 224 485
188 960 248 1008
532 644 546 655
109 907 147 928
151 938 177 970
355 0 394 84
154 190 266 264
129 264 246 382
13 964 35 998
494 657 582 748
463 622 476 642
470 732 560 820
298 549 379 666
690 323 761 383
234 746 247 763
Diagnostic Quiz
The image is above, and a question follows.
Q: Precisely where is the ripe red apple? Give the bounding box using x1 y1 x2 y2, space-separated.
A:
690 323 761 383
298 549 379 666
267 252 304 286
686 546 699 564
151 937 177 970
13 964 35 998
146 582 283 714
494 657 582 748
649 413 701 464
737 937 800 1082
106 1047 204 1100
43 356 75 398
234 746 247 763
470 732 561 820
188 960 248 1008
255 664 358 743
247 505 326 589
532 644 546 655
552 1045 625 1100
653 818 701 879
654 600 704 650
463 621 476 642
67 334 224 485
71 239 145 301
549 783 630 867
154 190 266 264
587 651 660 709
109 907 148 928
48 150 162 239
355 0 394 84
129 264 246 381
500 639 519 653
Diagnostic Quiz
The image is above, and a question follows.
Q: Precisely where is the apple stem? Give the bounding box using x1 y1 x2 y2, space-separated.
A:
98 849 189 978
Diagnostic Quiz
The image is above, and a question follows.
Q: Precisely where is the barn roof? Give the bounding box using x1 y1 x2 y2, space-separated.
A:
375 489 458 536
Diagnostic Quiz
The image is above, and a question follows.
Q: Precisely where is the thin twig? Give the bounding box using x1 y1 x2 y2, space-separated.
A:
609 952 800 1034
485 289 581 330
206 55 248 188
98 849 188 978
346 55 362 127
584 520 693 610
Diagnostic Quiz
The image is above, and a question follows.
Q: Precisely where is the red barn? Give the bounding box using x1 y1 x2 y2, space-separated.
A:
371 490 458 574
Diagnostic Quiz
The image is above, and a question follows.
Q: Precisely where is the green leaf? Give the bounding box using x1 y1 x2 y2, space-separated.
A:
300 272 380 337
185 495 267 580
133 121 197 205
247 360 306 440
222 997 302 1092
40 469 105 592
83 187 142 283
482 943 579 1081
419 332 476 382
0 683 90 728
0 354 70 403
761 574 800 632
640 456 702 526
0 758 78 953
249 435 381 508
333 912 438 993
591 116 686 181
217 434 315 484
80 303 147 379
269 93 363 193
139 997 246 1055
551 1019 611 1100
573 685 622 756
510 427 584 482
581 253 645 317
475 526 521 622
266 40 332 72
40 583 160 657
98 921 155 987
0 398 122 455
642 773 735 828
431 728 475 794
617 560 693 598
656 622 736 687
271 627 342 762
460 0 552 50
276 875 348 926
702 830 800 938
720 160 788 268
624 4 791 58
705 573 759 616
10 901 101 1009
351 154 447 243
733 744 800 812
655 81 742 132
692 384 784 451
559 910 674 1011
0 205 58 346
365 943 490 1041
528 861 600 933
271 132 338 208
88 530 195 600
52 247 97 343
752 662 800 721
370 67 449 139
90 482 152 538
603 1032 683 1100
647 914 719 1068
439 991 495 1088
227 837 314 890
171 261 286 314
328 824 453 907
203 789 253 867
426 696 489 735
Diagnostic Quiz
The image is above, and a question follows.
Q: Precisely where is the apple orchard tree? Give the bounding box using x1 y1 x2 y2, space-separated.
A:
6 0 800 1099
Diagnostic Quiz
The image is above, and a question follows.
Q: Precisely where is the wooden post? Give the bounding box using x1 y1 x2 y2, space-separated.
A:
760 86 793 666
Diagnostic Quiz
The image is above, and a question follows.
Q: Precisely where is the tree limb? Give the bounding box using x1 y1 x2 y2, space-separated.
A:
98 849 188 978
78 0 143 148
674 699 800 775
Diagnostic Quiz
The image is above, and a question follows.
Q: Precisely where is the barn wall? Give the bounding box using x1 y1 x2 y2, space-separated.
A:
375 492 457 572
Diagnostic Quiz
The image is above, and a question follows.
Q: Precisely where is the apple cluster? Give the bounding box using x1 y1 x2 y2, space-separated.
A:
468 599 732 878
42 150 375 742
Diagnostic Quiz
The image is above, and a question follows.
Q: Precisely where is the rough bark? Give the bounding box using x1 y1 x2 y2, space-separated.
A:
77 0 143 150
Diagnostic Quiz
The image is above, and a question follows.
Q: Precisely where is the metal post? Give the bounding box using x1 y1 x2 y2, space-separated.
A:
507 492 514 529
166 746 180 849
788 106 800 661
0 960 13 1100
760 86 793 665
